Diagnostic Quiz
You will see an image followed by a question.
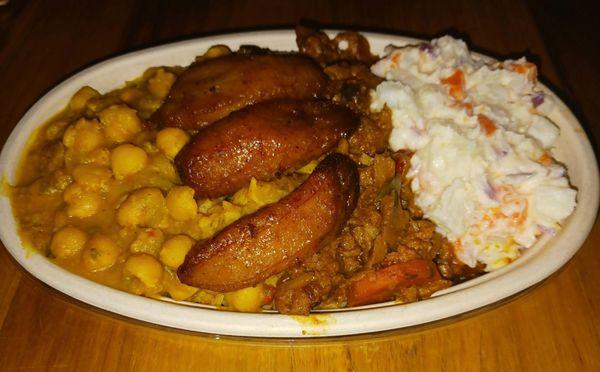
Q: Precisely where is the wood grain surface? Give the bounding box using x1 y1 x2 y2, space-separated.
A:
1 0 599 370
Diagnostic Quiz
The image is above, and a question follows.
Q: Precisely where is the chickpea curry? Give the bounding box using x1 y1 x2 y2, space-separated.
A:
9 27 482 315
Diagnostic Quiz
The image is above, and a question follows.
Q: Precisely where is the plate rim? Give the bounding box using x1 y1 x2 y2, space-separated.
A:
0 29 598 338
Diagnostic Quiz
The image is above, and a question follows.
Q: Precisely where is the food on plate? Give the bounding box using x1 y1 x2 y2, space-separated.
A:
150 51 327 130
370 36 577 270
346 259 441 307
178 153 359 291
7 27 576 315
175 99 359 198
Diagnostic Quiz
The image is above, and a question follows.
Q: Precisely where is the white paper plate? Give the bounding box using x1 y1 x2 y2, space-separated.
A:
0 30 597 338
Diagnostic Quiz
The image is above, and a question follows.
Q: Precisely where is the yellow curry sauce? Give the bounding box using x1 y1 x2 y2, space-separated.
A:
9 47 306 312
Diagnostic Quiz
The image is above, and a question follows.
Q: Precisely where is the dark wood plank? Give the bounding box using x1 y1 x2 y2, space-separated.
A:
527 0 600 146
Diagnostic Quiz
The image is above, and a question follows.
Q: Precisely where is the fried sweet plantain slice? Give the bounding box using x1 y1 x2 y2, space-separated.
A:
150 53 327 130
175 99 359 198
177 153 359 292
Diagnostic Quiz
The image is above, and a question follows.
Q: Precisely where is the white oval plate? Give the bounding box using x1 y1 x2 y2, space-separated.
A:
0 30 598 338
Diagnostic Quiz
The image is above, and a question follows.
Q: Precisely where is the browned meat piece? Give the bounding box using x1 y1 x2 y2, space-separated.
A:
149 53 327 130
273 271 335 315
272 236 344 315
295 25 378 66
177 153 359 292
175 100 360 198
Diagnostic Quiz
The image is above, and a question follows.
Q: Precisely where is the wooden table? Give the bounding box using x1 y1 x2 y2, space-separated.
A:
1 0 598 370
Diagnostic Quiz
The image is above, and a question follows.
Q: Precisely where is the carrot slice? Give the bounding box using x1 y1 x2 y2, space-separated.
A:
508 61 537 82
477 114 497 135
538 151 553 166
441 69 465 101
462 102 474 116
347 259 440 307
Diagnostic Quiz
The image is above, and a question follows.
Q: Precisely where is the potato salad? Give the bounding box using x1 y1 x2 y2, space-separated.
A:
370 36 577 270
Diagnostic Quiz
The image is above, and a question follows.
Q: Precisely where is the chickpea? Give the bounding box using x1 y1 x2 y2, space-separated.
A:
98 104 142 143
62 118 105 153
50 226 88 259
129 228 164 255
117 187 168 228
204 45 231 58
159 235 194 269
123 253 163 288
110 144 148 179
147 68 176 99
72 164 112 192
63 183 101 218
155 127 190 159
166 186 197 221
81 234 121 272
68 86 100 112
225 284 265 312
